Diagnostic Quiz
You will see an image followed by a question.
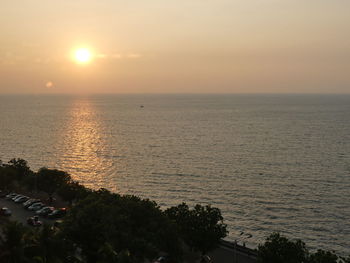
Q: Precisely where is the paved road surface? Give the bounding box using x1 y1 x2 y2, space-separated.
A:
209 245 257 263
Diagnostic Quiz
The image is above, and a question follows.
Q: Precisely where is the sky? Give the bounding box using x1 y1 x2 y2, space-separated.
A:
0 0 349 94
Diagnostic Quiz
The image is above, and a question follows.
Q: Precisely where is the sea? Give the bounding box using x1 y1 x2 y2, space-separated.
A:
0 94 349 255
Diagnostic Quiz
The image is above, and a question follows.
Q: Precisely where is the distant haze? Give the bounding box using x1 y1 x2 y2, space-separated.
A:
1 0 349 94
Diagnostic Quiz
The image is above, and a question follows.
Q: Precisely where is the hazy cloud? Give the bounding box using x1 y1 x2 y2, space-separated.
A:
95 53 141 60
127 53 142 59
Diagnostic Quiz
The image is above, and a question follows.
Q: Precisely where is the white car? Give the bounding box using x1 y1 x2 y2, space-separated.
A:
28 202 44 211
5 193 17 200
14 196 29 203
23 199 40 208
12 194 24 201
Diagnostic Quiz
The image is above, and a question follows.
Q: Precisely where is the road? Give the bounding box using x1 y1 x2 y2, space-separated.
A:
208 240 257 263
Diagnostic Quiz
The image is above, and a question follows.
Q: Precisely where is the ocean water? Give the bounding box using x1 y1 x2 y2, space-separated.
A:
0 94 349 254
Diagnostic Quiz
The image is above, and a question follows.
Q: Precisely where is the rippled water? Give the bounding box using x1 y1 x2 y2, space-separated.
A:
0 94 349 254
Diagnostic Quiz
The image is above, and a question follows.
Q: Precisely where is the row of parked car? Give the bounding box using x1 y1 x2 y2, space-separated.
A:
2 192 67 224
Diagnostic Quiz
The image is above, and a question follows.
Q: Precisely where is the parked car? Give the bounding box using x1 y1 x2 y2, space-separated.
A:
28 202 44 211
48 208 67 219
23 199 41 208
23 198 36 206
0 207 12 216
12 195 23 201
12 194 24 201
36 206 54 216
14 196 29 203
27 216 42 227
5 193 18 200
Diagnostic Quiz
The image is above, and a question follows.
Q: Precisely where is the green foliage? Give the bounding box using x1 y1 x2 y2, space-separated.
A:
308 249 338 263
257 233 309 263
37 167 71 197
7 158 32 179
0 221 76 263
339 256 350 263
257 233 348 263
0 158 32 190
0 165 17 190
32 224 73 263
57 181 89 206
165 202 227 254
117 250 136 263
0 221 29 263
97 242 119 263
62 189 183 263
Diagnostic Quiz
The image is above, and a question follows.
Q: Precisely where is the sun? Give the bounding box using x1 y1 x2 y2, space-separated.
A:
74 48 92 63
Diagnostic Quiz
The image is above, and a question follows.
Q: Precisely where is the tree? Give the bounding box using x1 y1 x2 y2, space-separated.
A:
257 233 309 263
0 221 78 263
0 166 17 190
0 221 32 263
97 242 119 263
37 168 71 199
0 158 36 191
165 203 227 254
117 250 136 263
31 224 69 263
61 189 183 263
57 181 89 206
19 172 38 193
308 249 338 263
7 158 32 180
339 256 350 263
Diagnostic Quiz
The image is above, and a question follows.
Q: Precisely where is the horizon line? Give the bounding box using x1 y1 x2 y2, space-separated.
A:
1 92 350 96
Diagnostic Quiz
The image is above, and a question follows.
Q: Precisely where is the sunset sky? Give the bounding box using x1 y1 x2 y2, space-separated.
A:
1 0 349 94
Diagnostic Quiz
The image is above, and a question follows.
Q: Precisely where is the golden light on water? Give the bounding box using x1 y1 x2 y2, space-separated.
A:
74 48 92 64
56 98 114 189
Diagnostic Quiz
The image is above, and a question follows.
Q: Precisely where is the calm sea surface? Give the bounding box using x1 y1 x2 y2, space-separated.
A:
0 94 349 254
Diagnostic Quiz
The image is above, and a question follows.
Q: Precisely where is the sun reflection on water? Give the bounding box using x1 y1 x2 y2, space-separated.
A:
56 98 113 189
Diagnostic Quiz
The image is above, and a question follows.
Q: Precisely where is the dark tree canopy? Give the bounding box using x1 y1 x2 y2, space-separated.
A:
308 249 338 263
0 158 32 190
0 166 17 190
257 233 349 263
0 221 28 262
7 158 32 178
0 221 76 263
58 181 89 206
37 167 71 197
62 189 183 263
257 233 309 263
165 203 227 254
